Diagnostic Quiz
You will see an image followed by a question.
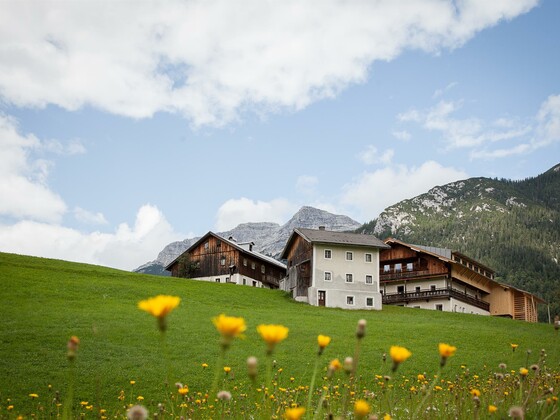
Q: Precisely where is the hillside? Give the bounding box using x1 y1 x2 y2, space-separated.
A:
135 206 361 275
358 164 560 319
1 252 558 417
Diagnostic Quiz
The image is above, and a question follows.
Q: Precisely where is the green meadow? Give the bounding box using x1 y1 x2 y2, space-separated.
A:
0 252 558 418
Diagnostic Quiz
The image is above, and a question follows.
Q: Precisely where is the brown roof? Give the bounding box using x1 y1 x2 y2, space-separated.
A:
281 228 389 258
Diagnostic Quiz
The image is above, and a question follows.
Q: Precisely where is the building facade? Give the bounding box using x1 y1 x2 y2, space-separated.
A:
280 227 389 310
165 232 286 288
380 238 543 322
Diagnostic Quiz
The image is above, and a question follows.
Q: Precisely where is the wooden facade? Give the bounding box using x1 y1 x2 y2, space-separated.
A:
283 233 313 297
166 232 286 288
380 238 543 322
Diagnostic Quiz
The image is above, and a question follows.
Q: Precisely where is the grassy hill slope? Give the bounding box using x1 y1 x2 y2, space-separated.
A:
1 252 558 416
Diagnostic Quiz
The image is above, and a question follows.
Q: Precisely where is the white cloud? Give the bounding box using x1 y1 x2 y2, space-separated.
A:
74 207 108 225
341 161 467 221
391 130 411 141
215 197 298 231
0 114 67 223
358 145 394 165
0 0 538 126
432 81 458 99
296 175 319 195
0 204 181 270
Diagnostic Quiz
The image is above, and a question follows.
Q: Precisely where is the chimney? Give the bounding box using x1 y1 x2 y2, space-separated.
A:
318 226 326 231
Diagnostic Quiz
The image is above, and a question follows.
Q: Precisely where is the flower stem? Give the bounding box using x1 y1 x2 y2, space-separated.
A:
306 354 321 415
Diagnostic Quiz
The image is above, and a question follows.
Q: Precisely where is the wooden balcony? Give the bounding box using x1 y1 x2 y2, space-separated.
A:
380 269 448 282
382 288 490 311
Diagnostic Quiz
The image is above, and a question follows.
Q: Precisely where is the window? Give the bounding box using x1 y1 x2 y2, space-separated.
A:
251 262 256 270
366 297 374 307
383 264 390 273
215 278 220 283
261 265 265 274
395 263 402 272
346 296 354 305
345 273 353 283
324 249 332 259
216 240 221 248
436 304 443 311
346 251 353 261
365 275 373 284
365 253 372 262
324 272 332 281
243 258 247 267
397 285 405 293
243 278 247 285
225 277 229 282
415 286 421 292
430 285 436 291
406 263 413 271
220 256 226 266
252 281 257 287
204 241 209 250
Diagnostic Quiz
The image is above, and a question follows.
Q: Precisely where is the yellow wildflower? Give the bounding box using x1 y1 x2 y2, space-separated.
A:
29 394 39 399
223 366 231 374
519 367 529 376
384 414 392 420
130 380 136 385
417 374 425 381
510 343 519 352
138 295 180 331
178 385 189 396
7 405 14 411
389 345 412 372
438 343 457 367
488 405 498 414
202 363 208 368
354 400 370 418
212 314 247 347
317 334 331 351
136 396 144 401
329 358 342 371
470 389 481 397
80 401 88 406
257 324 289 352
284 406 306 420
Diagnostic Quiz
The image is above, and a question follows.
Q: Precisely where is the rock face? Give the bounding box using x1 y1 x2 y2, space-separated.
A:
134 206 361 276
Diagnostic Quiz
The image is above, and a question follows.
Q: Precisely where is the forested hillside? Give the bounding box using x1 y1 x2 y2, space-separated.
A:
359 164 560 320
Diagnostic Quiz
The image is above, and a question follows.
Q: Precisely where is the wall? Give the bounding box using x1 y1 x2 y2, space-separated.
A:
308 243 382 310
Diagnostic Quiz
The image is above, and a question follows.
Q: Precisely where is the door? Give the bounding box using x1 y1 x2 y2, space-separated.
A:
318 290 326 307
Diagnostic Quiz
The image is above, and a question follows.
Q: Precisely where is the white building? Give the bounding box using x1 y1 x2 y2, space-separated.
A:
280 227 389 310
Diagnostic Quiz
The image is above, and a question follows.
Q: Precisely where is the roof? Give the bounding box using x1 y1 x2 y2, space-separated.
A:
281 228 389 258
412 244 452 259
165 231 286 271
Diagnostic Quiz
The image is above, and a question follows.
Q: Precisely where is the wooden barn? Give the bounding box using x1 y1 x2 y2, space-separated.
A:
165 232 286 288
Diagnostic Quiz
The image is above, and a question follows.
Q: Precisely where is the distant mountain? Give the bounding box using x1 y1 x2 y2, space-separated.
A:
134 206 361 276
358 163 560 320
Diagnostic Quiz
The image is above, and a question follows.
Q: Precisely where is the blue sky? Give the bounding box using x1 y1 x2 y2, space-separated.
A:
1 0 559 270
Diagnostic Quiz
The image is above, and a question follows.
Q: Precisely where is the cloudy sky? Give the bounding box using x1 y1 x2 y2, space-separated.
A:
1 0 559 270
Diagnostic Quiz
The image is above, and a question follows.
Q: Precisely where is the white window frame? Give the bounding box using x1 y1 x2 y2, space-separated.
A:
346 251 353 261
365 253 372 263
345 273 353 283
324 271 332 281
435 304 443 311
324 249 332 259
365 275 373 285
346 295 355 306
365 297 374 307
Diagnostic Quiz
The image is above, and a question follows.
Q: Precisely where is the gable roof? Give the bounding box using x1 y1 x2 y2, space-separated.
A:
165 231 286 271
281 228 389 258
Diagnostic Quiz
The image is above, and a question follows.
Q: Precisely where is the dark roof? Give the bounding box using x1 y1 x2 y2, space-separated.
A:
165 231 286 271
281 228 389 258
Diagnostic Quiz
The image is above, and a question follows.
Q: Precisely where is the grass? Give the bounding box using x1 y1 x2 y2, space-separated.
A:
0 252 558 418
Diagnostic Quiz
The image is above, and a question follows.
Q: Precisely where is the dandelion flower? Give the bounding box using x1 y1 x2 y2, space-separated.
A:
317 334 331 349
217 390 232 401
390 345 412 372
126 405 148 420
136 396 144 401
470 389 481 397
257 324 289 352
284 407 305 420
356 319 367 339
223 366 231 374
510 343 519 352
354 399 370 418
488 405 498 414
247 356 258 380
508 406 524 419
438 343 457 367
212 314 247 347
138 295 180 331
29 394 39 399
519 367 529 377
178 385 189 396
202 363 208 368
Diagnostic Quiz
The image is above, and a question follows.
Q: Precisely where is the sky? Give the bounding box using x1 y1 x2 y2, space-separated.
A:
1 0 559 271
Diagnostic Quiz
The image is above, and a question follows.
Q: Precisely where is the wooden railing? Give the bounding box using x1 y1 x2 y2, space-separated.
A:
380 269 448 282
382 288 490 311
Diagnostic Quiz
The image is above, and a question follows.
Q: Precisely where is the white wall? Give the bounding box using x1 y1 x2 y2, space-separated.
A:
397 298 489 315
309 244 382 310
192 274 270 288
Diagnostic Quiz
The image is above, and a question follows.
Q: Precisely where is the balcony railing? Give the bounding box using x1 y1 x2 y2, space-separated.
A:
382 288 490 311
380 269 448 282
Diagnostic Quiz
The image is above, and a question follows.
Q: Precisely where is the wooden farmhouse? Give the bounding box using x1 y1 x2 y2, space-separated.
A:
280 227 390 310
380 238 544 322
165 232 286 288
